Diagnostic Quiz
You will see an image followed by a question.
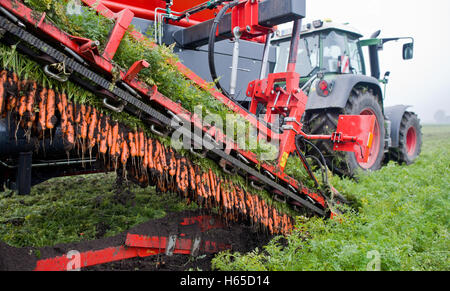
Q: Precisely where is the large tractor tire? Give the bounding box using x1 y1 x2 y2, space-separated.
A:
390 112 422 165
304 87 385 177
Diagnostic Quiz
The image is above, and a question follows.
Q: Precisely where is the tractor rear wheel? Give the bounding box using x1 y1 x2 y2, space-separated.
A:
391 112 422 165
304 87 385 177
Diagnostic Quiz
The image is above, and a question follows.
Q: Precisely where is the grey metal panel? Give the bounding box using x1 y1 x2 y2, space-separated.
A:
172 12 232 48
172 0 306 48
194 40 277 63
305 74 382 110
384 105 411 148
177 49 261 102
258 0 306 27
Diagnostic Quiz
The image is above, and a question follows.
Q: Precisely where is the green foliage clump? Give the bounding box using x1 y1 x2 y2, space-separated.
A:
212 125 450 271
0 173 197 248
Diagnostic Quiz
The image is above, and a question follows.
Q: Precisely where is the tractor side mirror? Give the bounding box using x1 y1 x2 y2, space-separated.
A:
383 71 391 84
403 42 414 60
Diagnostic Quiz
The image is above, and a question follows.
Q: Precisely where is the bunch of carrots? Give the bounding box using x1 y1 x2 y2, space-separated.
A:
0 68 294 235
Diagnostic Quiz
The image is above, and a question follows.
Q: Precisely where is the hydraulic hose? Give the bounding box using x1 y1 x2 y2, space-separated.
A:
208 0 240 99
294 134 330 189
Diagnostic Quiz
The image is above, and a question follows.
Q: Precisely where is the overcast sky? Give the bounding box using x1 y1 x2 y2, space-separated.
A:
298 0 450 123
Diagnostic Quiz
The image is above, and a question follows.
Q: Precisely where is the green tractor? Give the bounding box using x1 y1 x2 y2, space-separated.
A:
271 20 422 176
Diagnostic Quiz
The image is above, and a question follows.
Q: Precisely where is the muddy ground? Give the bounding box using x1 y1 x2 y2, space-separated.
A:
0 210 271 271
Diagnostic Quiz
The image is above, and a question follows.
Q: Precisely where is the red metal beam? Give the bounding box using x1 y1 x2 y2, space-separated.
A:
34 246 158 271
98 0 202 27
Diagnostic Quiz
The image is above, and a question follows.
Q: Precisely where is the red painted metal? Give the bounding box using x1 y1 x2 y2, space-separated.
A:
81 0 134 61
231 0 273 42
406 126 417 156
247 71 305 170
356 108 380 168
333 115 376 165
99 0 212 24
125 234 231 254
34 215 230 271
34 246 157 271
180 215 225 232
124 60 150 81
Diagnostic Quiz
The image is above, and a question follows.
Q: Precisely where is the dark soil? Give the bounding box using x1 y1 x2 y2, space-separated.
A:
0 210 271 271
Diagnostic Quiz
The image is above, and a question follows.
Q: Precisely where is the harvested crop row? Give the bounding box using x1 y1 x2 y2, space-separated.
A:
0 68 294 235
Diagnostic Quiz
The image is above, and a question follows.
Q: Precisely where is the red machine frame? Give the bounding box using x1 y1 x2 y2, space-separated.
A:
0 0 374 212
34 215 229 271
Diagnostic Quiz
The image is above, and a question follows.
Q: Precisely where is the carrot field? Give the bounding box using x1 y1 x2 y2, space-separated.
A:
212 125 450 271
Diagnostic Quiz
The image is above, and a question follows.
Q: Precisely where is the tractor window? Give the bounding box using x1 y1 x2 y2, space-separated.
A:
273 34 320 77
348 37 364 74
322 31 348 73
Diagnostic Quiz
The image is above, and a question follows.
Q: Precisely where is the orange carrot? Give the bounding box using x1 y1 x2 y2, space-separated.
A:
107 119 113 149
56 92 63 115
0 70 6 115
142 135 149 169
147 138 154 170
268 218 274 235
160 144 168 170
169 150 176 177
81 105 90 140
121 137 129 165
264 203 269 227
46 89 56 129
188 162 196 191
139 130 145 158
74 103 81 124
134 130 140 157
99 116 109 154
175 157 181 186
59 93 68 133
88 107 97 148
215 180 221 204
25 81 37 128
18 94 27 117
129 131 137 157
37 87 47 131
65 103 75 146
96 113 102 144
195 172 202 198
110 122 119 157
17 80 27 117
179 159 188 193
209 170 216 201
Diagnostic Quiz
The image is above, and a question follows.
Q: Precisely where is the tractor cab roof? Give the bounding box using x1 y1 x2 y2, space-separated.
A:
273 20 363 41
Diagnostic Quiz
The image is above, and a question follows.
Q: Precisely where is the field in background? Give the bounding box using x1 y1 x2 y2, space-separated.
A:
0 125 448 270
212 125 450 271
0 173 197 248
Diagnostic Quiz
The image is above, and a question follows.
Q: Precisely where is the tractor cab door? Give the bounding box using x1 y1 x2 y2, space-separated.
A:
322 30 349 74
321 30 365 76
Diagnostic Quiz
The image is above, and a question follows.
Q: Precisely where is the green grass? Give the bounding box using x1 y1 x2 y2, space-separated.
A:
0 173 197 248
1 126 448 270
211 125 450 271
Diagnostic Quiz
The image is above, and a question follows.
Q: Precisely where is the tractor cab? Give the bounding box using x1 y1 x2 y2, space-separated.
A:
272 20 365 85
271 19 414 90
